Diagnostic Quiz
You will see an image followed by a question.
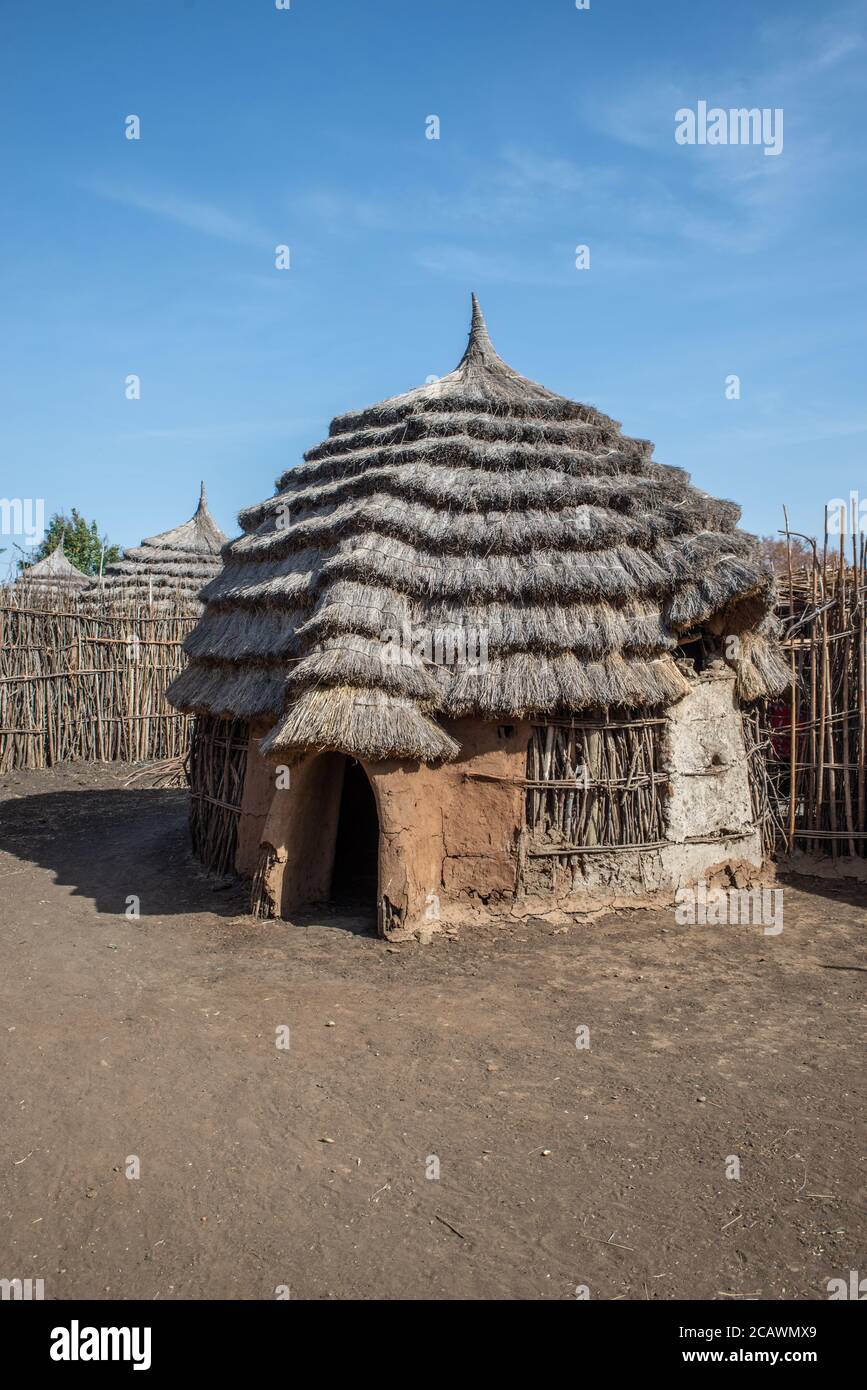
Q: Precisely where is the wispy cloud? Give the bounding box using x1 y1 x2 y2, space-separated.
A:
573 4 867 252
295 189 397 233
413 243 566 287
116 418 318 442
282 5 867 282
757 8 866 81
414 237 659 287
729 416 867 448
83 181 268 247
294 176 536 237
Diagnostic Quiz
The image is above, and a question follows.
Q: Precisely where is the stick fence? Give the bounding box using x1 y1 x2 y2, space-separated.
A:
525 714 667 853
188 714 250 876
761 521 867 859
0 584 197 771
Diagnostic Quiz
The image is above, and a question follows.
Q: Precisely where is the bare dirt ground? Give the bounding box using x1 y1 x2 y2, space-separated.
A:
0 764 864 1301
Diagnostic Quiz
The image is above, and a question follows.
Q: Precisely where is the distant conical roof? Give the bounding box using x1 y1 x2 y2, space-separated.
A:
135 481 226 559
168 298 787 761
104 482 227 602
17 541 92 592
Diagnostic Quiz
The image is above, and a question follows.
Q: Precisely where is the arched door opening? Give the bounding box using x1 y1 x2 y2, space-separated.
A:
329 757 379 915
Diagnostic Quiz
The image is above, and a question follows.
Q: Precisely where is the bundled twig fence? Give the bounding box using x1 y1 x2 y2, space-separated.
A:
740 705 785 861
188 714 250 876
761 522 867 859
0 584 197 771
525 713 667 854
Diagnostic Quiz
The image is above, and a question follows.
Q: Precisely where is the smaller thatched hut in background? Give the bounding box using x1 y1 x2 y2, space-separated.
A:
103 482 226 603
16 542 92 596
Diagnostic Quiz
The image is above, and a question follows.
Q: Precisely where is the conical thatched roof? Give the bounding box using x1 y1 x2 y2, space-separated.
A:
103 483 227 601
16 541 92 593
168 298 787 762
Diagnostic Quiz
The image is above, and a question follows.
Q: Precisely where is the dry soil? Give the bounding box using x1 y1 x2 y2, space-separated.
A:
0 765 864 1300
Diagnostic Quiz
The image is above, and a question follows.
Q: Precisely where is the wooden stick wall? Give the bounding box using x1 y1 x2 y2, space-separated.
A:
0 586 196 771
764 520 867 858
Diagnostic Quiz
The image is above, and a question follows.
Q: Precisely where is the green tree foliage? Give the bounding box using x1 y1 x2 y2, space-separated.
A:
20 509 121 576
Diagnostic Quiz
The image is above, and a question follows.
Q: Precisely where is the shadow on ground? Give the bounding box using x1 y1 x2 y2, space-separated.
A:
776 868 867 913
0 781 379 934
0 787 247 919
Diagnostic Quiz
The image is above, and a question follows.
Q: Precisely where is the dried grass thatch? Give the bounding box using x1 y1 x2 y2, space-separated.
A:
16 542 93 594
168 298 784 761
103 482 227 603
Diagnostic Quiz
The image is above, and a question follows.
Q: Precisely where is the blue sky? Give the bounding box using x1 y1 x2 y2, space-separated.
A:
1 0 865 567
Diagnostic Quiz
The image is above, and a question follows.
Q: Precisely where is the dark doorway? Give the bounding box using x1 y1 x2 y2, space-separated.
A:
330 758 379 913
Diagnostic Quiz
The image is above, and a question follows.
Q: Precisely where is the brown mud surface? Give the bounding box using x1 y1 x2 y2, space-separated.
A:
0 764 864 1300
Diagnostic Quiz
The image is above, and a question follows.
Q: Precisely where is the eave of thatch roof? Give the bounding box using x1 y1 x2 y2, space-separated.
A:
167 298 788 762
103 482 227 599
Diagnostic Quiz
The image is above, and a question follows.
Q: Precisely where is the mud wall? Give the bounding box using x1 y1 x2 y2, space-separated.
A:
235 719 531 934
237 739 347 915
235 720 273 876
232 669 764 936
369 719 532 934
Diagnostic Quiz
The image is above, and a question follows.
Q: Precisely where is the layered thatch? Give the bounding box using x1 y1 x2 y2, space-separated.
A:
16 542 92 594
168 298 787 761
103 482 227 602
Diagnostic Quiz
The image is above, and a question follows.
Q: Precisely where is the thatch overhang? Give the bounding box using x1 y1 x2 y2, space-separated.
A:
16 542 93 593
103 482 227 601
167 298 787 762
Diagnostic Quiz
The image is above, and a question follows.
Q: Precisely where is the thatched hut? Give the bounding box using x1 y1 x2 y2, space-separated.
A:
16 542 93 595
168 297 787 937
103 482 227 603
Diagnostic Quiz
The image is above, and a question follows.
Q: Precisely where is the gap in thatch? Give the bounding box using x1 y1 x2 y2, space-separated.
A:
673 629 720 676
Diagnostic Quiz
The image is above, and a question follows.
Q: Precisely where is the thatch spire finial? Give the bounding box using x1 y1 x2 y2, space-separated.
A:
469 292 491 346
198 480 207 511
458 292 502 371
